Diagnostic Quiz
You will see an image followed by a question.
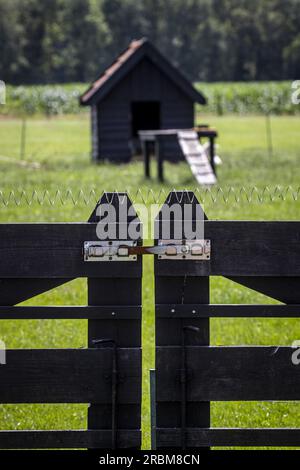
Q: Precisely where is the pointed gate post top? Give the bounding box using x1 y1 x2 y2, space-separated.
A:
164 190 201 207
88 191 142 242
88 191 137 222
155 190 207 242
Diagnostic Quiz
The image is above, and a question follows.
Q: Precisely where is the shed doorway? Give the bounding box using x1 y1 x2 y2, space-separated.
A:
131 101 161 138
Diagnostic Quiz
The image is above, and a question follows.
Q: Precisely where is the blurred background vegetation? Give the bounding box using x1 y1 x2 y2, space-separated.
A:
1 81 299 117
1 0 300 86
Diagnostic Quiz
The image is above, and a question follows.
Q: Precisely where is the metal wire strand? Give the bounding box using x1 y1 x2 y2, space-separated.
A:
0 186 299 206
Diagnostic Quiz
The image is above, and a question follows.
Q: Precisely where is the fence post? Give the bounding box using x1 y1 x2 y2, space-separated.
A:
87 192 142 449
154 190 210 449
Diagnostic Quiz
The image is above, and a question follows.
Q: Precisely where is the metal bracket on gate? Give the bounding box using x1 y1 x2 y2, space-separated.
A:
157 239 211 260
84 239 211 262
84 240 138 262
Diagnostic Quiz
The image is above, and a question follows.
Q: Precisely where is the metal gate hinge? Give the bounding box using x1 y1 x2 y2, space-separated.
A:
83 239 211 262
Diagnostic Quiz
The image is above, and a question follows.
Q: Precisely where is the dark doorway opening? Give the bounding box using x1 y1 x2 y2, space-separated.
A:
131 101 161 138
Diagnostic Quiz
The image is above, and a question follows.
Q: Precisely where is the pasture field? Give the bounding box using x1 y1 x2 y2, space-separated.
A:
0 113 299 449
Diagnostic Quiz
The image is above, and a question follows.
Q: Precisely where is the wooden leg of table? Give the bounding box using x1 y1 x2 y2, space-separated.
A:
156 140 164 183
209 137 216 176
143 141 151 179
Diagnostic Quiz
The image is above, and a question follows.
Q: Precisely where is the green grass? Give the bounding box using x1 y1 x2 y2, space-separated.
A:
0 114 299 449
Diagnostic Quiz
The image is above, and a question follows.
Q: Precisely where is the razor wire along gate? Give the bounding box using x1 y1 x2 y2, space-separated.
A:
0 191 299 449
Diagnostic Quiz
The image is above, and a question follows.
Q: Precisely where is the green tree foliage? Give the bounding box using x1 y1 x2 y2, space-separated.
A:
0 0 299 84
0 0 26 81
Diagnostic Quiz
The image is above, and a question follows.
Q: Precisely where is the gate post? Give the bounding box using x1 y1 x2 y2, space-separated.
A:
154 190 210 449
87 192 142 449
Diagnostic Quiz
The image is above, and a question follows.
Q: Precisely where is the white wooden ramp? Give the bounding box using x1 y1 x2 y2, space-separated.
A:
178 130 217 186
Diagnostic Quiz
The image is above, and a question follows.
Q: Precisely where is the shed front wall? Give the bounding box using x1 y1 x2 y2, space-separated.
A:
94 57 194 162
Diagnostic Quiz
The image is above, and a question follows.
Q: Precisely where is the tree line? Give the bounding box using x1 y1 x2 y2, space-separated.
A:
1 0 299 85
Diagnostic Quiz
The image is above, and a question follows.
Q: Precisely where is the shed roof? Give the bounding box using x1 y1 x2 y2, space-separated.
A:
80 38 206 106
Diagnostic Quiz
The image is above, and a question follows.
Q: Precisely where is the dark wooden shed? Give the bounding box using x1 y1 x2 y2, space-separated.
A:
80 38 206 162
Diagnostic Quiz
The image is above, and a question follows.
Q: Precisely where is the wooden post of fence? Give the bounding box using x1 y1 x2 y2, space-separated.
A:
87 192 142 449
20 117 27 160
154 190 210 449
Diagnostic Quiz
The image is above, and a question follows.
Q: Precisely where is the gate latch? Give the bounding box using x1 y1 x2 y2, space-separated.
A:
84 240 138 262
84 239 211 262
157 239 211 260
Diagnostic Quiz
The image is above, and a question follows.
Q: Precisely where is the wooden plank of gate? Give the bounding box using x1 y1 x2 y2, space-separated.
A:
0 223 140 278
178 130 217 186
154 190 210 449
154 221 300 277
155 303 300 318
0 430 140 449
156 428 300 448
156 346 300 401
0 348 141 404
0 305 141 320
87 192 142 449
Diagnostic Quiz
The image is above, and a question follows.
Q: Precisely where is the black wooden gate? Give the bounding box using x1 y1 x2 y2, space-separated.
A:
0 190 299 449
0 193 142 449
155 191 300 448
